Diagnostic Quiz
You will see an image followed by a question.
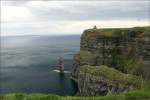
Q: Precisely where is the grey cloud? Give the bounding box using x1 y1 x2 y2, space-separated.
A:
2 1 149 21
27 1 149 21
2 0 149 36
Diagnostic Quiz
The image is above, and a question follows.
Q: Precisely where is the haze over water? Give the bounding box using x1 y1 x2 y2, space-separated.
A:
0 35 80 95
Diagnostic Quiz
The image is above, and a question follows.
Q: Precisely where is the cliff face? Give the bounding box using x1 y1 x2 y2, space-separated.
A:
71 26 150 96
80 28 150 67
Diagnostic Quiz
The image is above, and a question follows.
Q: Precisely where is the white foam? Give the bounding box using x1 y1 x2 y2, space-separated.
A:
52 70 71 73
53 70 60 73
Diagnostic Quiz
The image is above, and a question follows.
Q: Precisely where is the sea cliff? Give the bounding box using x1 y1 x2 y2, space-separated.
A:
71 26 150 96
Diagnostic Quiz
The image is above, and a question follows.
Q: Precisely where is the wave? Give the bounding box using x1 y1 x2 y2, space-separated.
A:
52 70 71 73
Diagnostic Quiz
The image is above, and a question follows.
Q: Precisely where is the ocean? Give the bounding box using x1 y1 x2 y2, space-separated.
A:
0 35 80 95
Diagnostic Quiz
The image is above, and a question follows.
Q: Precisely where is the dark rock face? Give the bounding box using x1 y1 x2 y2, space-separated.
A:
78 72 129 96
136 37 150 77
71 26 150 96
80 35 149 67
76 65 142 96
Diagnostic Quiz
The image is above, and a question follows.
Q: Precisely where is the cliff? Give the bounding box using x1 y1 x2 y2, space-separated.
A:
71 26 150 96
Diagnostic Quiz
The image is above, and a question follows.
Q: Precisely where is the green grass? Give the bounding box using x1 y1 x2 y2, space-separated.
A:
83 28 129 40
111 54 146 77
1 82 150 100
80 65 142 88
0 80 150 100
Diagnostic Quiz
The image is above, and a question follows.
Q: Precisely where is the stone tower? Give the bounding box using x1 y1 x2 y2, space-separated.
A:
93 25 97 29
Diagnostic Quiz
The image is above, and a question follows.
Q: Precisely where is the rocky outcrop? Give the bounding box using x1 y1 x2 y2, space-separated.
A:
78 65 142 96
71 26 150 96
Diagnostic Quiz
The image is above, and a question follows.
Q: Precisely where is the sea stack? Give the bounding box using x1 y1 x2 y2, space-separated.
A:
58 57 64 74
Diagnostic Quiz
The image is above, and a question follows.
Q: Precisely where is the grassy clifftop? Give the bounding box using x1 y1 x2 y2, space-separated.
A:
83 28 129 38
83 26 150 40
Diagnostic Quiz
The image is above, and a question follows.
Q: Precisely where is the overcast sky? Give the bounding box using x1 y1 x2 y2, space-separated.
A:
1 0 150 36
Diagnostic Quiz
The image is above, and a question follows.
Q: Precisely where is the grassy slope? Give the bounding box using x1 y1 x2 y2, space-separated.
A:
1 80 150 100
80 65 142 88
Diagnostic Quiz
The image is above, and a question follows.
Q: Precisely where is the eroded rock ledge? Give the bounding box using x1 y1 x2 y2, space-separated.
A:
78 65 142 96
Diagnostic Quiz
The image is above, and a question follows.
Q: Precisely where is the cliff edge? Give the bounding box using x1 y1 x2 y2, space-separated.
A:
71 26 150 96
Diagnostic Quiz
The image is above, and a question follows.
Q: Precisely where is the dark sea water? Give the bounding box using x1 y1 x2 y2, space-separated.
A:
0 35 80 95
